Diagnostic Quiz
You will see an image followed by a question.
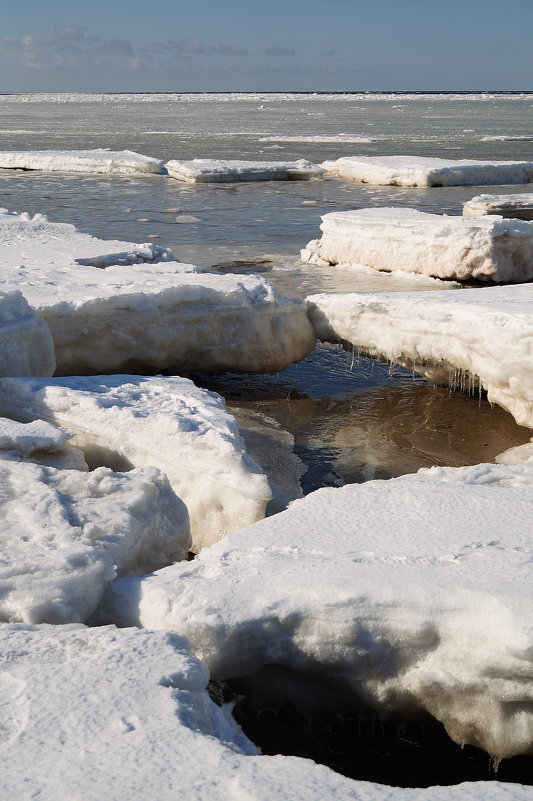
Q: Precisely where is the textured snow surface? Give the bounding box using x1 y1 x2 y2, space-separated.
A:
0 461 189 624
102 464 533 760
166 158 323 182
0 148 164 174
0 291 55 377
463 193 533 220
0 211 315 374
0 375 271 550
321 156 533 186
0 416 87 470
307 284 533 427
2 625 525 801
301 208 533 282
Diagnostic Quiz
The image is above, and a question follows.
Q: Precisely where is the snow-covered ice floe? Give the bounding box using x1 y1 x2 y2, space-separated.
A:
0 148 164 175
102 463 533 760
165 158 324 182
0 417 87 470
321 155 533 187
4 625 526 801
0 291 55 377
0 211 315 374
307 284 533 428
301 208 533 282
463 193 533 220
0 461 189 624
0 375 271 550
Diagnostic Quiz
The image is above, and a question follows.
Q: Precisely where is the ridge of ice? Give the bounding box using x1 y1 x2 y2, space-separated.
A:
301 207 533 283
306 284 533 428
101 463 533 760
0 375 271 550
321 155 533 187
0 149 164 175
0 291 55 378
165 158 323 183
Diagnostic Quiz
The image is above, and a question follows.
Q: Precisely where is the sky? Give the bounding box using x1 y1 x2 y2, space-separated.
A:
1 0 532 92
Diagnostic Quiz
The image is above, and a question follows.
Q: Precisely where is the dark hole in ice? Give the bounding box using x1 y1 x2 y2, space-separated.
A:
208 678 533 788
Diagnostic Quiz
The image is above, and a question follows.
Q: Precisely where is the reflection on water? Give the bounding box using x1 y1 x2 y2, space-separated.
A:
192 345 531 494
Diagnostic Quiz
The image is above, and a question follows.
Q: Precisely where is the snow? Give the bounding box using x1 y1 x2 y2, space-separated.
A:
463 193 533 220
101 463 533 761
0 210 316 375
3 624 525 801
301 208 533 283
0 461 189 624
306 284 533 428
0 291 55 377
496 439 533 465
165 158 324 182
0 148 164 175
0 416 87 470
0 375 271 550
321 155 533 187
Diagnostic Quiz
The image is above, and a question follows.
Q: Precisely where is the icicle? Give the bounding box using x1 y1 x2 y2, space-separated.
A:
491 755 502 775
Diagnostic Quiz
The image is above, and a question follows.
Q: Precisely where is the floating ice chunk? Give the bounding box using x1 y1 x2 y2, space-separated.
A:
166 158 324 183
0 210 315 375
321 155 533 186
0 207 176 269
0 291 55 377
102 463 533 760
0 375 271 550
307 284 533 427
301 208 533 282
0 461 189 623
463 193 533 220
0 148 164 175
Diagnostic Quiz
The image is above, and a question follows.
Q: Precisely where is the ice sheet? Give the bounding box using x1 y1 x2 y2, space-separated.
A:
165 158 323 182
0 211 315 374
463 193 533 220
306 284 533 427
102 463 533 760
321 155 533 186
0 375 271 550
301 208 533 282
0 290 55 377
3 624 524 801
0 148 164 174
0 461 189 623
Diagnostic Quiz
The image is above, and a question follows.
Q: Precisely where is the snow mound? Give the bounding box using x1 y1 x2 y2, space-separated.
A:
102 463 533 760
0 375 271 550
3 625 522 801
0 416 87 470
321 155 533 187
301 208 533 283
0 460 189 623
496 439 533 465
463 193 533 220
166 158 323 182
0 211 315 374
0 148 164 175
0 291 55 377
307 284 533 428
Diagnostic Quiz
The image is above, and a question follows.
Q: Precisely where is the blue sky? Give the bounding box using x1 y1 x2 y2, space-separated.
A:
1 0 532 92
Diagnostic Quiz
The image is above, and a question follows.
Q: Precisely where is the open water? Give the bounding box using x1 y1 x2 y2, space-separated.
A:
0 91 531 489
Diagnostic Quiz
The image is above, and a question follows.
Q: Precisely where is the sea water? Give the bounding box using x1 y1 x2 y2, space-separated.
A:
0 91 531 489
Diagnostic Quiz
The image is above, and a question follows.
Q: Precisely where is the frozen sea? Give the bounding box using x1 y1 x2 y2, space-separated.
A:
1 91 532 488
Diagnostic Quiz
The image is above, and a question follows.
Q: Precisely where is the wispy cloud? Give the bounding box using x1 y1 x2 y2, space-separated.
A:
263 47 296 57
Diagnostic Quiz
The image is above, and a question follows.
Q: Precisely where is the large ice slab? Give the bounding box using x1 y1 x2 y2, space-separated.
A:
321 155 533 187
166 158 323 183
102 463 533 760
0 148 164 175
0 210 315 374
0 290 55 377
3 624 522 801
463 193 533 220
0 461 189 623
301 208 533 282
0 375 271 550
307 284 533 428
